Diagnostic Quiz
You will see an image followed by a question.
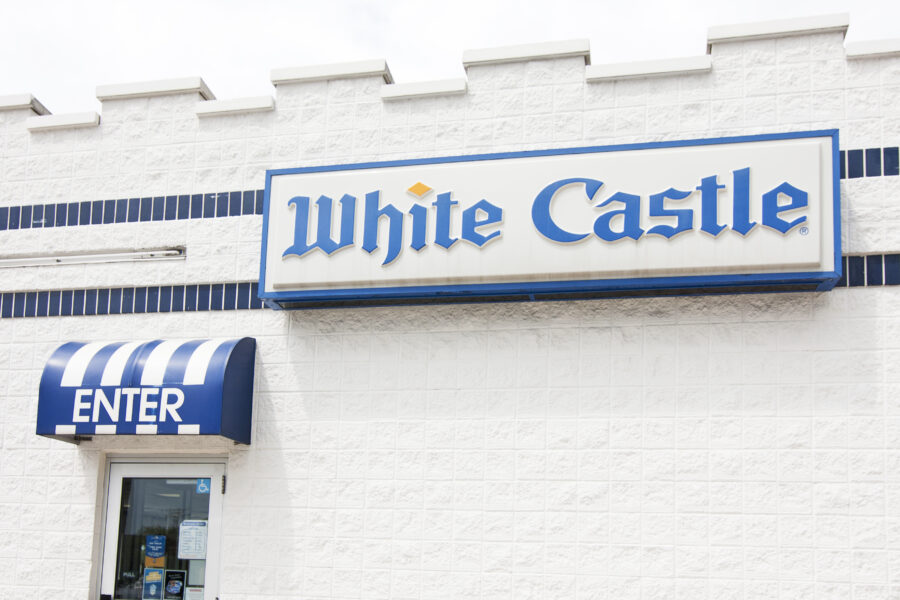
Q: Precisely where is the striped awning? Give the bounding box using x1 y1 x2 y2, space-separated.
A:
37 338 255 444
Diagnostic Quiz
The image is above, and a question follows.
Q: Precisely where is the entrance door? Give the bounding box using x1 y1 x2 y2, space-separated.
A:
99 461 225 600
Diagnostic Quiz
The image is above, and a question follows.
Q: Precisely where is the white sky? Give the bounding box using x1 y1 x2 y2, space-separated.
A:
1 0 898 114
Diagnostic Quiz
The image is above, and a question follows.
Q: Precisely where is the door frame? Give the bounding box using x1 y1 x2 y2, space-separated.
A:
97 456 227 600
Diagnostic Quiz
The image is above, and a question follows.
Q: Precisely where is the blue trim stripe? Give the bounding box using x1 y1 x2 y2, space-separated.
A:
847 150 864 178
198 285 210 311
97 289 110 314
172 285 184 311
37 291 48 316
831 253 900 288
0 281 264 319
0 189 264 231
839 146 899 179
115 199 127 223
178 195 190 220
85 289 97 315
191 195 203 219
886 148 900 176
185 285 197 311
19 206 32 229
211 284 224 310
831 132 843 286
885 255 900 285
866 255 883 286
25 292 36 317
72 290 85 316
133 287 147 313
60 290 73 316
847 256 865 287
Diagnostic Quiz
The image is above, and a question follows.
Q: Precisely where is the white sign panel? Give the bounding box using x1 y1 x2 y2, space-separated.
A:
177 520 208 560
260 131 840 306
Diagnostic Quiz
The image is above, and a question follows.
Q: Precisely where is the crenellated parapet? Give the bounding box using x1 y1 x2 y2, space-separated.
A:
0 94 49 115
2 13 896 131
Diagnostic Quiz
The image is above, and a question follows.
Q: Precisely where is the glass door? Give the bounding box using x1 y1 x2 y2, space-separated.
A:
100 462 225 600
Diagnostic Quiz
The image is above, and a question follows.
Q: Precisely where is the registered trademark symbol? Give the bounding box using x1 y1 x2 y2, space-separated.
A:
799 226 809 236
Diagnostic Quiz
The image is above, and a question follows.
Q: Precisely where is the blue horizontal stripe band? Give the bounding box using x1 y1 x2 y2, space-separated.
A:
839 146 899 179
0 189 264 231
0 281 264 319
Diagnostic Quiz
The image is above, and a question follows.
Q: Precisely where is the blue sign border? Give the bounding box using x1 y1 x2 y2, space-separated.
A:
259 130 842 307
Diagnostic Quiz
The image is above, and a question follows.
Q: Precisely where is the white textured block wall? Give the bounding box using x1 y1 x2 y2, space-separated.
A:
4 290 900 599
1 20 900 599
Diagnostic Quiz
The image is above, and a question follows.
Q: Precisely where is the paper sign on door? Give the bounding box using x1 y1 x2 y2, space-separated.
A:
177 521 208 560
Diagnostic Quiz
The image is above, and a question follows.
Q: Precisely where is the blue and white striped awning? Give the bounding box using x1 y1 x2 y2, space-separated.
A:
37 338 255 444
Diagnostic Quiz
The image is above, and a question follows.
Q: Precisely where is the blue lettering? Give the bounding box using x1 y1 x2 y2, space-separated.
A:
285 187 510 264
409 204 428 251
281 166 812 266
697 175 726 236
461 200 503 246
363 191 404 265
647 188 693 238
432 192 458 249
593 192 644 241
283 196 315 257
731 167 756 236
762 182 807 233
533 168 806 243
283 194 356 258
532 178 604 243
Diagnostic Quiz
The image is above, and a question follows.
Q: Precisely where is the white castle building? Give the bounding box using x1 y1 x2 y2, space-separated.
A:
1 12 900 600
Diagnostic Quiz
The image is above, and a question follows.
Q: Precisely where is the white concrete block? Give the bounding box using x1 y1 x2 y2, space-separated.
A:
463 39 590 68
196 96 275 117
708 13 849 46
846 39 900 59
96 77 214 101
380 78 467 100
586 56 712 81
271 59 393 85
0 94 49 115
25 112 100 131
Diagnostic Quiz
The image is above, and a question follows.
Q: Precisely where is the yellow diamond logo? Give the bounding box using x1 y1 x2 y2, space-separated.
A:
407 182 432 198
